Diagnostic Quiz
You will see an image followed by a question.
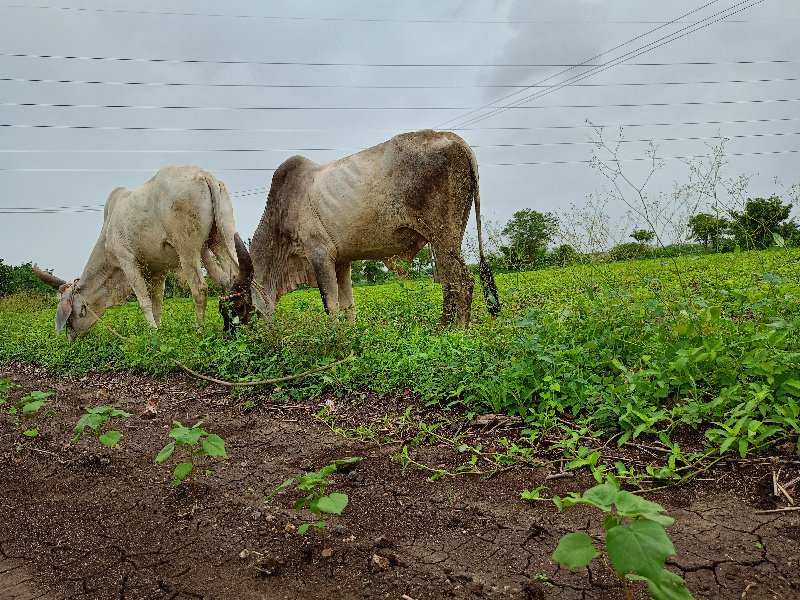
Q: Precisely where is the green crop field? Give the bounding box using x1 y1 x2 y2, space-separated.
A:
2 248 799 483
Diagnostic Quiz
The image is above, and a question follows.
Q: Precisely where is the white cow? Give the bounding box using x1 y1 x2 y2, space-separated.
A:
34 165 252 340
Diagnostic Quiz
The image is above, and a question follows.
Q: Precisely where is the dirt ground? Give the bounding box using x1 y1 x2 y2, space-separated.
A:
1 362 799 600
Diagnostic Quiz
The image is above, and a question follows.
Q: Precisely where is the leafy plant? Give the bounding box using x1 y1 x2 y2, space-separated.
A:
8 389 55 443
550 479 693 600
0 376 21 404
72 405 132 448
266 457 362 552
154 420 228 488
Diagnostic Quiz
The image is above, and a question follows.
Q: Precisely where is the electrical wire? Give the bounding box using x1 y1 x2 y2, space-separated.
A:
1 4 794 24
447 0 766 129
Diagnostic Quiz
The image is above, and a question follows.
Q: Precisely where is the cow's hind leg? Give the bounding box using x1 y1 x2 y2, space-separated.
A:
431 246 474 327
179 256 209 326
336 262 355 322
148 272 168 327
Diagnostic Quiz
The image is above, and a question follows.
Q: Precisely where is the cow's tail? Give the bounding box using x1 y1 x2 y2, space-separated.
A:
467 147 500 317
205 173 240 286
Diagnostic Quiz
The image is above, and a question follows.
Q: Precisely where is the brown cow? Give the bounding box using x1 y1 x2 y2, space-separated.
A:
247 130 499 326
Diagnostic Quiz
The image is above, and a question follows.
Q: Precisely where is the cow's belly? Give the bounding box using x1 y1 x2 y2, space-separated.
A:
338 226 425 262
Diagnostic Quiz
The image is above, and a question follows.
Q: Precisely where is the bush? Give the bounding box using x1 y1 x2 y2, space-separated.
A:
0 261 53 298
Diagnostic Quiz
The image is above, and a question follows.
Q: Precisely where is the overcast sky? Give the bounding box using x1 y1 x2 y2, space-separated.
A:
1 0 798 276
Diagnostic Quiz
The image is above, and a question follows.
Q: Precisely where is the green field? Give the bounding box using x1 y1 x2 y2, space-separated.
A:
2 248 799 481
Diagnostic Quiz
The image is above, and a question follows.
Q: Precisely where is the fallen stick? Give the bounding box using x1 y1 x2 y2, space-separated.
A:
754 506 800 514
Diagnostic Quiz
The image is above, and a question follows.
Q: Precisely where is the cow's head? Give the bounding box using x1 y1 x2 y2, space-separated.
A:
218 234 255 335
33 265 99 341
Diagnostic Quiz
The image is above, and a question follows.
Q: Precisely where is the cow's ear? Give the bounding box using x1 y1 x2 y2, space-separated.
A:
55 289 74 334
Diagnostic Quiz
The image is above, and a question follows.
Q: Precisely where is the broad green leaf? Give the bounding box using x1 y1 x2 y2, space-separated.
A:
552 532 601 569
75 413 104 433
29 391 53 400
201 434 228 458
23 428 38 437
606 520 675 580
154 442 175 463
98 430 121 447
172 461 193 485
110 409 132 418
333 456 362 466
580 483 619 510
297 523 312 536
170 425 202 446
647 569 695 600
22 400 46 414
614 490 669 518
312 492 349 515
603 513 621 531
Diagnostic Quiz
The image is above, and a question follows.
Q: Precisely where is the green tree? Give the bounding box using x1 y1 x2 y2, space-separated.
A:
501 209 559 270
629 229 655 244
729 195 796 249
687 213 729 250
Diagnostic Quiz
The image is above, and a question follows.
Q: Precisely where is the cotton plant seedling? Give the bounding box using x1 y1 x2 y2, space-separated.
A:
72 405 133 449
266 457 362 555
154 420 228 489
7 389 55 445
548 478 694 600
0 377 21 404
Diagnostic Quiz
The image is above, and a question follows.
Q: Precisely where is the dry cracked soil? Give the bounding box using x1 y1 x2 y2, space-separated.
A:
1 362 799 600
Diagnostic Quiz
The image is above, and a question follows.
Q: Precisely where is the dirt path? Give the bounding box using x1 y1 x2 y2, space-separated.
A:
1 363 798 599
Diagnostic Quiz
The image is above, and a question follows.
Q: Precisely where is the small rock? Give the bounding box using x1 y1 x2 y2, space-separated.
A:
371 553 390 571
284 523 296 533
239 549 250 559
321 547 333 558
251 510 262 521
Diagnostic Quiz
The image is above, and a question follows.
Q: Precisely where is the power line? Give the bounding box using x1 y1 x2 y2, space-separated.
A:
1 51 795 68
449 0 767 129
3 96 799 112
436 0 724 129
4 130 799 154
1 148 797 182
3 75 797 91
3 116 799 134
1 4 795 24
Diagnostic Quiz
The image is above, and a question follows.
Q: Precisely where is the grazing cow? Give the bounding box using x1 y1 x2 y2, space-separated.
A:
34 165 253 340
247 129 499 326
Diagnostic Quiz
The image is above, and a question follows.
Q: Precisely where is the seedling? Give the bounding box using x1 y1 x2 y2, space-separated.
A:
73 406 132 449
154 420 228 489
549 478 694 600
0 377 21 405
266 457 362 553
7 390 54 447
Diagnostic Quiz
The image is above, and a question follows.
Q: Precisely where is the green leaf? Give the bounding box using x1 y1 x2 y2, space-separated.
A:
603 513 621 531
552 532 601 569
312 492 349 515
172 461 193 485
98 430 121 447
297 523 312 536
580 482 618 510
606 520 676 580
614 490 670 519
201 434 228 458
22 400 46 414
265 477 296 501
647 569 695 600
154 442 175 463
23 428 38 437
74 413 104 434
170 424 202 446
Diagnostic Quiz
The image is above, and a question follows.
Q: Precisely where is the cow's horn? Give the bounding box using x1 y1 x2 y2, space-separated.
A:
33 264 67 289
233 233 254 287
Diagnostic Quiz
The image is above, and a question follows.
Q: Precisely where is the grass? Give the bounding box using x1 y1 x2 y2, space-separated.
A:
2 248 799 474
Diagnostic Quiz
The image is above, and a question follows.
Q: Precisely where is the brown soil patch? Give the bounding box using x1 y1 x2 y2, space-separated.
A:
1 363 798 600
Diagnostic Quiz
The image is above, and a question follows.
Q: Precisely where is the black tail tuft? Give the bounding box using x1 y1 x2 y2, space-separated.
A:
479 258 500 317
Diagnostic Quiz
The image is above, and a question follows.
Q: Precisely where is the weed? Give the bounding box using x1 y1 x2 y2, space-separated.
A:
154 420 228 489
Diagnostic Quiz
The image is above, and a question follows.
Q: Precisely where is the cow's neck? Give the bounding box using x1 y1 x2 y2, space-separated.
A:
78 238 127 315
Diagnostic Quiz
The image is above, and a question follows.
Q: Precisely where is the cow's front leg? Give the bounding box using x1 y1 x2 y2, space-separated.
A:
336 262 355 323
309 250 339 316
